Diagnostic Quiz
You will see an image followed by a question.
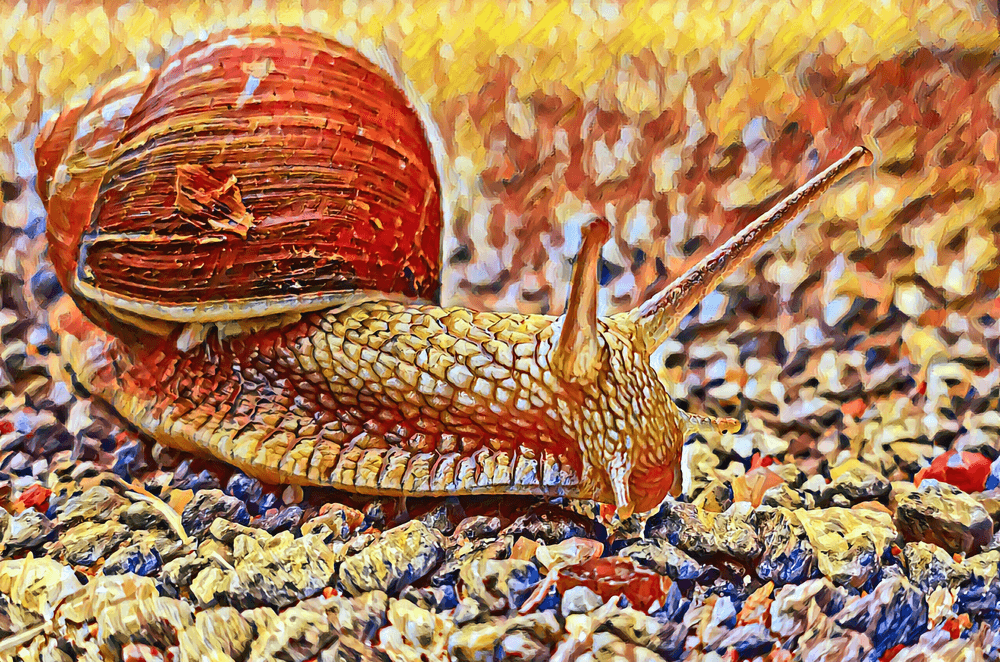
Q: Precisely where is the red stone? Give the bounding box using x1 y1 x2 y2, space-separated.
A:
17 485 51 513
555 556 672 612
880 644 905 661
914 450 991 493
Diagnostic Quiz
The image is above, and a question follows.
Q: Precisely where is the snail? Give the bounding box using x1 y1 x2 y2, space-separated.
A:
37 26 871 517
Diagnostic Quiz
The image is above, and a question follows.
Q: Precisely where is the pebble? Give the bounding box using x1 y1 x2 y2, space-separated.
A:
758 507 897 588
192 530 342 610
835 575 928 656
382 598 446 656
715 623 775 658
96 594 195 652
0 556 83 631
760 483 810 510
120 500 173 531
244 600 337 661
452 515 502 541
2 508 56 553
561 585 603 616
418 500 463 536
460 558 540 613
496 630 549 661
902 541 964 592
617 538 713 583
111 439 143 481
257 505 304 534
400 583 459 611
176 606 252 662
157 554 212 600
448 612 560 662
300 503 366 541
339 520 444 597
770 578 848 638
59 520 130 567
988 456 1000 491
224 471 265 515
821 462 891 505
955 550 1000 615
502 511 598 544
895 479 994 555
102 534 163 577
56 484 127 526
603 606 687 659
692 479 734 512
180 488 251 537
173 469 220 492
644 500 760 562
915 450 992 493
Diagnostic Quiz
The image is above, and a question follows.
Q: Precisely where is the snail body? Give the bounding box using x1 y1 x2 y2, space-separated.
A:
39 27 870 515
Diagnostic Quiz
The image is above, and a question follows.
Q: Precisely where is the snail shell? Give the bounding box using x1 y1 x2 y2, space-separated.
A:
39 27 442 329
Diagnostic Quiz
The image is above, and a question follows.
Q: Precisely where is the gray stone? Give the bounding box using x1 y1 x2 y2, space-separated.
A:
448 612 560 662
339 520 444 597
644 499 759 562
177 607 253 662
196 530 342 610
561 585 603 616
2 508 56 553
460 558 540 613
760 483 808 510
618 538 712 583
181 489 250 538
902 541 966 592
822 464 891 505
896 479 994 555
770 578 849 638
158 554 212 599
56 485 126 526
59 520 129 567
119 500 173 531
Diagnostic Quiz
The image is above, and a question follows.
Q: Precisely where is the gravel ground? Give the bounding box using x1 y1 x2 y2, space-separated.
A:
2 1 1000 660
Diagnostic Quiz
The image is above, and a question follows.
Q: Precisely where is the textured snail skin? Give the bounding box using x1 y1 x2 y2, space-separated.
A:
61 301 689 514
40 27 872 515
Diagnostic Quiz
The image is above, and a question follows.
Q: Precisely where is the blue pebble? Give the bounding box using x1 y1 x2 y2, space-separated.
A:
652 582 689 623
730 634 774 659
986 457 1000 491
506 563 541 609
258 491 278 513
836 576 927 656
103 547 161 577
534 585 560 613
226 472 264 514
29 268 62 306
435 583 459 610
112 440 141 481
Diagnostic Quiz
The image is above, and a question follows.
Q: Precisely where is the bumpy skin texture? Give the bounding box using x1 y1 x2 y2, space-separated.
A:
67 301 688 514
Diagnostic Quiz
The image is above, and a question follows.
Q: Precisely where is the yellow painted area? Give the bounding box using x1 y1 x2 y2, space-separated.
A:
1 0 997 153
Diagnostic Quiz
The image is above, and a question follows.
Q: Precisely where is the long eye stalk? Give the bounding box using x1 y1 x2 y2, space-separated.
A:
631 145 873 349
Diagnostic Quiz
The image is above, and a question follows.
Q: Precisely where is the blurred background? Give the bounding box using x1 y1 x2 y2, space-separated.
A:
2 0 999 487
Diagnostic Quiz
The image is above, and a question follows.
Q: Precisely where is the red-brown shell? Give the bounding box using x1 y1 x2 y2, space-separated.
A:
38 27 442 324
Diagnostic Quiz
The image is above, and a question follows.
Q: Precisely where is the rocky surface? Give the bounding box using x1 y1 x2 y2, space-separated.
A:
3 0 1000 660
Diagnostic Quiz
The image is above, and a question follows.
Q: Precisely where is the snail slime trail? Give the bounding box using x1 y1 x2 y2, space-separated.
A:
39 26 873 516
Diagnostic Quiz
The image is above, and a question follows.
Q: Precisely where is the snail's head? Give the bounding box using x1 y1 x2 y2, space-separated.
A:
548 146 872 516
